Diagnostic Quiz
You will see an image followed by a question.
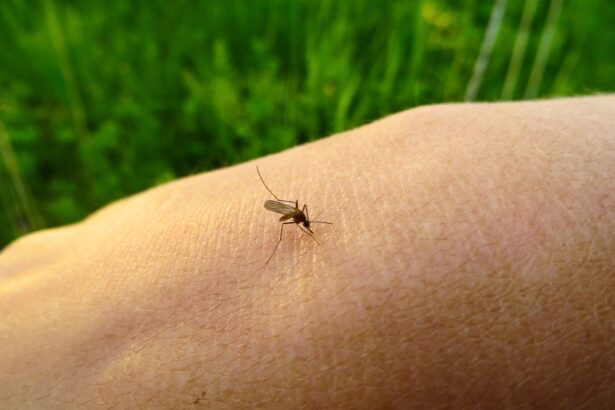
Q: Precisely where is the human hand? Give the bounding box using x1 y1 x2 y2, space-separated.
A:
1 96 613 408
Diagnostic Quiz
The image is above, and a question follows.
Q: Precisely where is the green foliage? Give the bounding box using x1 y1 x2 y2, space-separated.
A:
0 0 613 247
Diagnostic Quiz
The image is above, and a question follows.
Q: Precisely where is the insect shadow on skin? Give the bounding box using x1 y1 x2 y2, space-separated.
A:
257 166 333 265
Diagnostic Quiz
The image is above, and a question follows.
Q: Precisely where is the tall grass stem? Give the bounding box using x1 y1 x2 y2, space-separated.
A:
43 0 89 143
0 122 44 233
524 0 564 98
501 0 539 100
465 0 508 101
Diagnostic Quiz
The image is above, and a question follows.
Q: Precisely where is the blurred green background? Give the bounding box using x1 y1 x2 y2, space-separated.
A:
0 0 613 248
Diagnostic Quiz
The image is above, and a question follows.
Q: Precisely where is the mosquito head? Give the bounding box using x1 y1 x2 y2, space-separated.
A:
303 220 311 229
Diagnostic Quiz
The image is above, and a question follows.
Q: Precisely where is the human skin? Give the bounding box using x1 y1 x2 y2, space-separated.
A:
0 96 614 409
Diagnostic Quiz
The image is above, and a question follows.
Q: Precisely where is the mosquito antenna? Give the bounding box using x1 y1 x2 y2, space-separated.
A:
256 166 281 201
310 210 333 225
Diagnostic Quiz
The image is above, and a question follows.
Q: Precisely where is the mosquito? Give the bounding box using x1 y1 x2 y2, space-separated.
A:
257 166 333 264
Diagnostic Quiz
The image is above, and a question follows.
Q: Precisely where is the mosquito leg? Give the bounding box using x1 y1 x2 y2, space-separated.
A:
302 204 309 221
297 224 320 245
266 222 295 265
257 167 298 204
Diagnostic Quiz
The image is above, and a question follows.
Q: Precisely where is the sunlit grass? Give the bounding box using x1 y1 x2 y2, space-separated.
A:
0 0 613 247
0 122 43 236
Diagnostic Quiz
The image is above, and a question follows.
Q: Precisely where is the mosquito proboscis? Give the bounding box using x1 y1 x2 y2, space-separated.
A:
257 166 332 264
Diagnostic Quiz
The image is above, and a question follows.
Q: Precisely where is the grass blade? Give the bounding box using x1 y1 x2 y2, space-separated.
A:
465 0 509 101
524 0 564 98
501 0 539 100
0 122 44 234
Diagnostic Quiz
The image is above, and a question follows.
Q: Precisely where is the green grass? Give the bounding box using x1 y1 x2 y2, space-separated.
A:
0 0 613 247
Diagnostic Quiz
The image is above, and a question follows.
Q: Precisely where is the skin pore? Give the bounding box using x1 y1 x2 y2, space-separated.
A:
0 96 614 408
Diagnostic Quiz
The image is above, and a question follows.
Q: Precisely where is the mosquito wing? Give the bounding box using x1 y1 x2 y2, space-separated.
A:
264 200 296 215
